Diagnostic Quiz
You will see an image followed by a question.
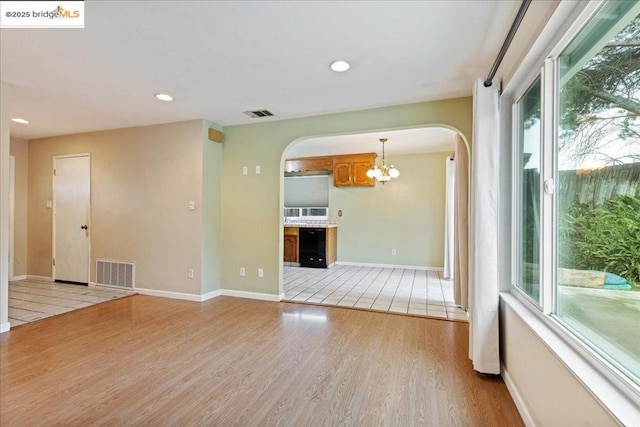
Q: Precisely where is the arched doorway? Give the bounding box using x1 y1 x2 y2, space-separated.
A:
278 125 470 320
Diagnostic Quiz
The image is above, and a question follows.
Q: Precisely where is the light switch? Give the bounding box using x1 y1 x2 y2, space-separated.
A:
255 165 261 175
46 200 52 209
242 166 248 175
188 200 195 210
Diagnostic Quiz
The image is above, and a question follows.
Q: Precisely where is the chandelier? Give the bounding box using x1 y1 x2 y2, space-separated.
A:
366 138 400 183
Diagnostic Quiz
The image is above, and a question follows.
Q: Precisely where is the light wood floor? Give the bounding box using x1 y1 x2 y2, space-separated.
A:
0 295 523 426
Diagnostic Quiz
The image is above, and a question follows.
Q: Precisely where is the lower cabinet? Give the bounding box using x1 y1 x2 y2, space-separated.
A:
283 226 337 267
284 227 298 263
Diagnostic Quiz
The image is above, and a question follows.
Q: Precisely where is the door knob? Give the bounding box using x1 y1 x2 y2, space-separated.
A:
81 225 88 230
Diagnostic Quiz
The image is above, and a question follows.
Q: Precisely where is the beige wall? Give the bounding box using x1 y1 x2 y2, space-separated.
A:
500 301 617 425
328 152 450 267
9 137 28 277
28 120 205 294
221 98 472 296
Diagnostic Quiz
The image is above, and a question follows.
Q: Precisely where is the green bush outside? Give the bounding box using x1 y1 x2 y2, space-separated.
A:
558 195 640 289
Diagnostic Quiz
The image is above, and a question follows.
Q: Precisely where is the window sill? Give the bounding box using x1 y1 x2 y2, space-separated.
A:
500 291 640 425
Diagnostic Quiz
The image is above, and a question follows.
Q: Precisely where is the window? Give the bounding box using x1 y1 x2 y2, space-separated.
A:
515 77 542 303
513 0 640 386
555 2 640 384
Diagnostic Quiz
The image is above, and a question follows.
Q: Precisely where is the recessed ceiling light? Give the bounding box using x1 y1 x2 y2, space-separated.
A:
11 117 29 124
155 93 173 102
330 60 350 73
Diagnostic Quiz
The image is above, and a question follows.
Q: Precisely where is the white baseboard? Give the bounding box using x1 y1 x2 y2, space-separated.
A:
335 261 444 271
113 286 281 303
501 366 535 427
135 287 204 302
26 275 54 282
135 287 222 302
221 289 282 302
10 275 27 281
0 322 10 333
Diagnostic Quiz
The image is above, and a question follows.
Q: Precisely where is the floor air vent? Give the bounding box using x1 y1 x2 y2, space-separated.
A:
96 259 135 289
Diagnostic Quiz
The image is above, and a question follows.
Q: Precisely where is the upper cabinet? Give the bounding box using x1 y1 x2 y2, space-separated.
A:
333 153 376 187
285 153 376 187
284 156 333 173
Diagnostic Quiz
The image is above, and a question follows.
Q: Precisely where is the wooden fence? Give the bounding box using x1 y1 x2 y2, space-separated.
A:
557 163 640 207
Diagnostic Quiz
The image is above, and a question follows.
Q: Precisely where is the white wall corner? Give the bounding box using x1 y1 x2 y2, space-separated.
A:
0 322 10 333
200 289 222 302
0 81 11 332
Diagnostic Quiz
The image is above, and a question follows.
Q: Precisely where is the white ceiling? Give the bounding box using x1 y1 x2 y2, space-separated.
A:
0 1 521 140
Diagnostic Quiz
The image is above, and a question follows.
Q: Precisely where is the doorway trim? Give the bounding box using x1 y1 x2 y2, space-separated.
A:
52 153 92 283
277 124 472 298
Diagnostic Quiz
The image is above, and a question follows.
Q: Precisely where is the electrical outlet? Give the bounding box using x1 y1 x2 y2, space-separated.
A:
240 267 246 277
188 200 195 210
242 166 248 175
392 248 397 255
188 268 194 279
258 268 264 278
255 165 261 175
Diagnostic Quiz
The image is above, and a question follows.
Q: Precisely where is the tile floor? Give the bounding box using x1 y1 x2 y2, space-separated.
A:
8 279 134 327
283 265 468 321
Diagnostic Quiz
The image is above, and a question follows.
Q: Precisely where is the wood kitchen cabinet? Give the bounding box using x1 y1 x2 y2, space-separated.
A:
333 153 376 187
284 153 376 187
285 156 333 173
325 227 337 266
283 227 299 263
284 226 337 268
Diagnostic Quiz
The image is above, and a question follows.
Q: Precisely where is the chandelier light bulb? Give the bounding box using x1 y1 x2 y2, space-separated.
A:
366 138 400 184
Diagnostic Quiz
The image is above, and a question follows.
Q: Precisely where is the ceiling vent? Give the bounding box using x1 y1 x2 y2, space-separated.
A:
243 109 274 118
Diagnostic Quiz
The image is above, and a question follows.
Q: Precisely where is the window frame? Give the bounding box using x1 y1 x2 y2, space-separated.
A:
511 72 545 309
507 0 640 415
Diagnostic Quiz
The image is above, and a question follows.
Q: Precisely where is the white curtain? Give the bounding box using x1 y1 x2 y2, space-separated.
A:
469 78 501 375
443 156 455 279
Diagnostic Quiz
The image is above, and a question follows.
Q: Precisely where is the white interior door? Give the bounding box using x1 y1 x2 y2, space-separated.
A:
54 155 90 283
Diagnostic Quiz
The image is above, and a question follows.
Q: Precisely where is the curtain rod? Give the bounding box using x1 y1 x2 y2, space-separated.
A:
484 0 532 88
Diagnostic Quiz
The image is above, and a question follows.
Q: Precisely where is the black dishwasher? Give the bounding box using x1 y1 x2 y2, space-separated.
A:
298 228 327 268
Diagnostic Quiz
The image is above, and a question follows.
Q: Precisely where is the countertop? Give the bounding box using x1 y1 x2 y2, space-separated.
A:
284 223 337 228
